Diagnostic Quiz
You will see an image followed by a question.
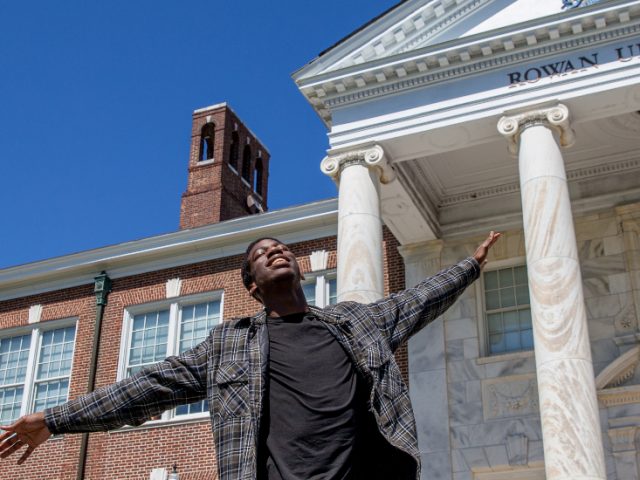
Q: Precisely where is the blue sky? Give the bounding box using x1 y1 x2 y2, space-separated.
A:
0 1 391 268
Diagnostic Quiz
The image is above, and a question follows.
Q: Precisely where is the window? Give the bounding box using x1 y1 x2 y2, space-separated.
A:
199 123 215 162
241 145 252 182
120 293 222 422
302 273 337 308
0 322 76 425
483 265 532 355
229 131 239 170
254 158 264 196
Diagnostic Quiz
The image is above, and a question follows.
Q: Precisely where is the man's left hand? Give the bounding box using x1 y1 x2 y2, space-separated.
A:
473 231 501 268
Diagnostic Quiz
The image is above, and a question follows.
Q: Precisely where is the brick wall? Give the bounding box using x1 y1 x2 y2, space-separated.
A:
0 230 409 479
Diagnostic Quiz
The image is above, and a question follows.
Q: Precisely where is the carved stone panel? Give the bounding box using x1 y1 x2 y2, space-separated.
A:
482 374 539 421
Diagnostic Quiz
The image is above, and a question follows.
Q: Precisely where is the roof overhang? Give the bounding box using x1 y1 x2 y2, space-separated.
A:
0 199 339 301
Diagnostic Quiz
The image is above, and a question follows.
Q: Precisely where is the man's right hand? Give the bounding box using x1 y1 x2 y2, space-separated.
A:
0 412 51 464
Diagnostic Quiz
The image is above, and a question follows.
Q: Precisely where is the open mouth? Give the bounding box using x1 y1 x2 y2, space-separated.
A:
269 257 289 267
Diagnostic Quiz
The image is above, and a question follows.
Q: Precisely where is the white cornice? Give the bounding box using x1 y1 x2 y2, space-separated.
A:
0 199 339 301
296 0 640 125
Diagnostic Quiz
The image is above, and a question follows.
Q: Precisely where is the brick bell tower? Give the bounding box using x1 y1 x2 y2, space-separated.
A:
180 103 270 229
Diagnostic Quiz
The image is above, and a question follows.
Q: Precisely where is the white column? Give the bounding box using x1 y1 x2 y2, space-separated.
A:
321 145 395 303
498 104 605 480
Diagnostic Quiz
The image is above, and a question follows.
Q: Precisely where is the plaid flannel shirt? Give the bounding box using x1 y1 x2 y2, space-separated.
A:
45 257 480 480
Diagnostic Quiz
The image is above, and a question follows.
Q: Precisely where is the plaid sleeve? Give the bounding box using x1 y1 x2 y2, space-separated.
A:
363 257 480 352
44 335 210 434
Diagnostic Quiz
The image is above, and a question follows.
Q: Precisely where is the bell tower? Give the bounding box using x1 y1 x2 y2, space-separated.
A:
179 103 270 229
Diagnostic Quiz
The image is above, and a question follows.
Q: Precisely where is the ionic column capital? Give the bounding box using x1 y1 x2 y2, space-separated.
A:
497 104 576 155
321 144 396 184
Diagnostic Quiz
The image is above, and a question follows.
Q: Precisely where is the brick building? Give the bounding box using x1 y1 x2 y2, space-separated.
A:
0 103 406 479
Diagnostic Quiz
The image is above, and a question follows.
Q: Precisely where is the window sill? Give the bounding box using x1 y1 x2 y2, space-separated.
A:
476 349 534 365
108 414 210 435
196 159 215 166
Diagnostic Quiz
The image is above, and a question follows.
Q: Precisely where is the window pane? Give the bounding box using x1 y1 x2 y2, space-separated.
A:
519 309 532 329
504 332 520 352
498 269 514 287
514 265 528 285
33 379 69 412
37 327 76 380
485 290 500 310
328 278 337 305
503 311 519 332
489 334 505 353
484 271 498 290
127 310 170 376
521 329 534 349
0 386 23 425
500 288 516 308
179 301 221 353
516 285 530 305
176 399 209 416
0 335 30 386
302 282 316 307
487 313 502 334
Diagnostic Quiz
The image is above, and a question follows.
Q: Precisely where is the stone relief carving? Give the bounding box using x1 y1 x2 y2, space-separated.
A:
482 374 539 421
506 433 529 466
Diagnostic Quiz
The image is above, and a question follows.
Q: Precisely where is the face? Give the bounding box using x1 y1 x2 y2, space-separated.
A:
247 239 304 299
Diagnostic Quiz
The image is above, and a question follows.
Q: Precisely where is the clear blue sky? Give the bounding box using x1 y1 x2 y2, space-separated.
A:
0 1 392 268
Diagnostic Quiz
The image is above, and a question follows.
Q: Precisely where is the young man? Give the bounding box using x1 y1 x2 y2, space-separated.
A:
0 232 500 479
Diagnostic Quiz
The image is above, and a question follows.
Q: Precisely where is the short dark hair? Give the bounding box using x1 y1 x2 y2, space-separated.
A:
241 237 282 291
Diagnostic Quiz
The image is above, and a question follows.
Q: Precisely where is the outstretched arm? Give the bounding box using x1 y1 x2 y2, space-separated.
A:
0 332 211 464
364 231 501 351
0 413 50 465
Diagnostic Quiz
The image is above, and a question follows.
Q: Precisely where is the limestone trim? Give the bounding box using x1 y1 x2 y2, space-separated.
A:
472 464 546 480
497 104 576 155
28 304 43 324
321 145 396 184
476 349 534 365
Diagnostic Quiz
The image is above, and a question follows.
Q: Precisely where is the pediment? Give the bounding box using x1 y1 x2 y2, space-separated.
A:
294 0 635 126
299 0 572 78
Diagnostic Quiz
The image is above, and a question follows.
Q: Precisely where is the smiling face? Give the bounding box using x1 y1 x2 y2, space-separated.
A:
246 238 304 302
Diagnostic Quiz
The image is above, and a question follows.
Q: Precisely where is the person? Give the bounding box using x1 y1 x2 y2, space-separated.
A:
0 232 500 479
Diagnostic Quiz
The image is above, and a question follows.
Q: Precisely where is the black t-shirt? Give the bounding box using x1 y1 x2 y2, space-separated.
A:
257 312 370 480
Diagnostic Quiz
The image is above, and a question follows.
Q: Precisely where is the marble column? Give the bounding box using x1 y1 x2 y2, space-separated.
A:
321 145 395 303
498 104 606 480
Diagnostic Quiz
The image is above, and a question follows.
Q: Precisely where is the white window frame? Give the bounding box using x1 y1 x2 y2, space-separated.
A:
117 291 223 424
302 271 337 308
0 317 78 423
476 257 533 358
